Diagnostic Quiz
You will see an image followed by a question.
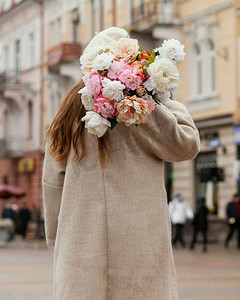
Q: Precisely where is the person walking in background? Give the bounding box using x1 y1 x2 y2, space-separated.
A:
31 204 41 224
190 196 208 252
2 201 16 241
169 192 194 248
19 202 31 240
225 193 240 249
2 201 15 222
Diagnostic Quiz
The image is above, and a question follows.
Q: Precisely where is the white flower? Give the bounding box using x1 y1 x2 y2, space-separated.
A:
93 52 115 71
142 93 154 102
81 111 111 138
144 57 180 93
102 77 125 102
111 38 139 62
79 45 107 71
155 39 185 64
78 87 95 110
82 72 91 84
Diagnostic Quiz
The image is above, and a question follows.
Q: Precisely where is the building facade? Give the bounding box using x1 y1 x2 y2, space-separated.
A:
128 0 240 219
0 0 43 211
173 0 240 219
42 0 132 132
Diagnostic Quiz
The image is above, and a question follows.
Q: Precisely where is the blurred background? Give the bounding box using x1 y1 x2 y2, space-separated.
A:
0 0 240 299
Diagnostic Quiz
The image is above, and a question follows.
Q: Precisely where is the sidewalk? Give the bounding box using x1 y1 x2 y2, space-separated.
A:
0 236 53 300
174 243 240 300
0 237 240 299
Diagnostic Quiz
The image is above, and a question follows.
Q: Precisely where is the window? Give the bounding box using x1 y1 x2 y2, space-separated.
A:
205 39 215 93
15 39 21 82
50 94 55 121
49 92 61 121
191 39 215 98
4 45 9 71
71 9 79 42
99 0 103 31
50 18 62 47
191 43 202 97
161 0 173 21
29 32 35 68
57 18 62 45
50 21 55 47
28 101 33 140
4 109 8 139
129 0 133 24
189 37 217 112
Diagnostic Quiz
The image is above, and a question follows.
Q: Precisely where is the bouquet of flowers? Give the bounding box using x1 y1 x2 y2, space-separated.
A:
79 37 185 138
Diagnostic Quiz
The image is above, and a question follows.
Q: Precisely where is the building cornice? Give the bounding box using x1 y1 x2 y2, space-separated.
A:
181 1 233 24
195 115 234 129
0 0 34 24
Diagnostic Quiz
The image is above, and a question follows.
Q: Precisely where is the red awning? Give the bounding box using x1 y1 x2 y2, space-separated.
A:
0 184 26 199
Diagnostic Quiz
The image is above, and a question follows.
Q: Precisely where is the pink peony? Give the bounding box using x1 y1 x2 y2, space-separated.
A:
94 95 116 119
86 72 103 98
116 95 155 126
111 38 139 63
118 66 144 90
107 60 127 80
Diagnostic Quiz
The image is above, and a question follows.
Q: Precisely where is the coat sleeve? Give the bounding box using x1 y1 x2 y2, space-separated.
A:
131 99 200 162
42 144 66 246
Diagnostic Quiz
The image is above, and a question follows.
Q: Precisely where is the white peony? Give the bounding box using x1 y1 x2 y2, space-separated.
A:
81 111 111 138
93 52 115 71
102 77 125 102
79 45 107 71
78 87 95 110
144 57 180 93
155 39 185 64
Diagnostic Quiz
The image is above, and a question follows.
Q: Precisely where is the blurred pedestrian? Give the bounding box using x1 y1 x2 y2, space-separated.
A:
19 202 31 239
190 196 208 252
224 193 240 249
169 192 194 247
2 201 15 241
2 201 15 221
31 204 41 224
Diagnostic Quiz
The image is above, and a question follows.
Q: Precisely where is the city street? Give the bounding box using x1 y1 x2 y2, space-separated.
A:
0 237 240 300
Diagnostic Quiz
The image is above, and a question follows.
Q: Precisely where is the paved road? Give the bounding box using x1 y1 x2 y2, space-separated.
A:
174 243 240 300
0 237 240 300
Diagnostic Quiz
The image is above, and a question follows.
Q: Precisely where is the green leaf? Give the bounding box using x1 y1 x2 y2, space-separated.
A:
138 44 142 52
152 49 156 58
108 118 118 130
143 69 148 75
148 54 155 64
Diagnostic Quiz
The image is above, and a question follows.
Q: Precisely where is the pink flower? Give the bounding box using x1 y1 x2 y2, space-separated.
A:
116 95 155 125
107 60 127 80
94 95 116 119
118 66 144 90
86 72 103 98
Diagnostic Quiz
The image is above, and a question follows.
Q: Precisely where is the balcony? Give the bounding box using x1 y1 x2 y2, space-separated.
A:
0 139 7 156
0 137 22 158
47 43 82 67
130 0 179 34
0 71 21 92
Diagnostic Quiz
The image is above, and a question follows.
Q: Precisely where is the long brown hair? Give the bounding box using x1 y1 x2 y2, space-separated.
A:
46 80 111 166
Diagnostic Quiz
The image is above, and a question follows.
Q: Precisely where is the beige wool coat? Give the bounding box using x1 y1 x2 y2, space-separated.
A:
42 100 200 300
